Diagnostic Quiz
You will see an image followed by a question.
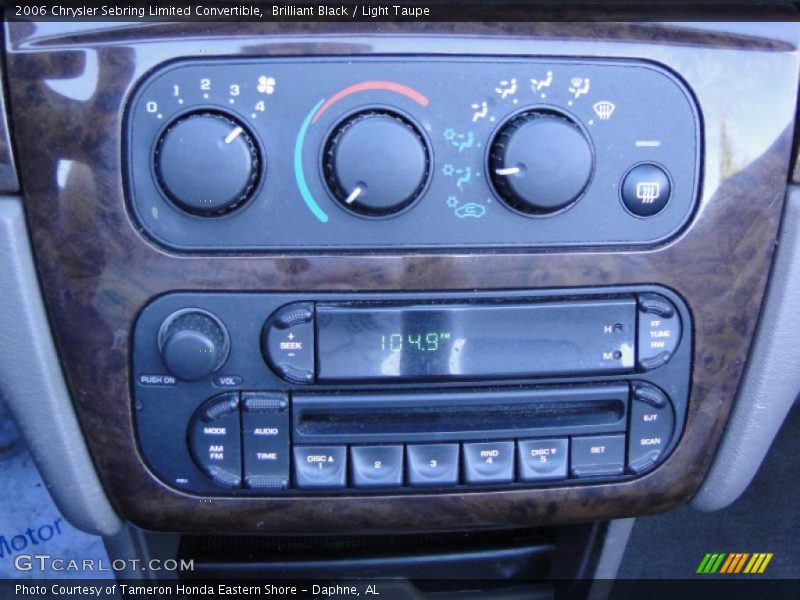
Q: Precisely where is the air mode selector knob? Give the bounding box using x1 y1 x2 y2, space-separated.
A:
324 110 430 217
155 111 261 216
489 110 593 215
158 310 230 381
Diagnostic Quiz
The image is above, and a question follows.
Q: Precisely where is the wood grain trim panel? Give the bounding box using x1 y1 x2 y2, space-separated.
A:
5 22 798 532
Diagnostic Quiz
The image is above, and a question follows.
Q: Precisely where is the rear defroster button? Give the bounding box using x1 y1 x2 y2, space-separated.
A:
621 163 671 217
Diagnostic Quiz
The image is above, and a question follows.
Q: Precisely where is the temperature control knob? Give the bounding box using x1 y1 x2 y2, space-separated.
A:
158 310 230 381
324 110 430 217
489 110 593 215
155 112 261 216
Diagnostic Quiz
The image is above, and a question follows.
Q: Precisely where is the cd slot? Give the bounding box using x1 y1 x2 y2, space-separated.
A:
293 384 629 444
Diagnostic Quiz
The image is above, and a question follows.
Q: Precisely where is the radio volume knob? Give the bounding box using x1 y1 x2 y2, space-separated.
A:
155 111 261 216
489 110 593 215
158 310 230 381
323 110 430 217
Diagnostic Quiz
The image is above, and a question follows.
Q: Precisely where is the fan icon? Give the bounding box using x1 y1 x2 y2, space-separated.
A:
257 76 276 94
593 101 616 120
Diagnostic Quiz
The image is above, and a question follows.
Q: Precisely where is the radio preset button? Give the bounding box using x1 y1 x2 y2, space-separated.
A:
407 444 460 487
263 303 315 384
293 446 347 489
570 435 625 478
463 441 515 485
350 445 404 489
517 438 568 482
188 393 242 488
242 392 290 490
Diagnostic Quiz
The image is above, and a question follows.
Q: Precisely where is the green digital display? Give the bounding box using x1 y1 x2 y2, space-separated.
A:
380 332 452 353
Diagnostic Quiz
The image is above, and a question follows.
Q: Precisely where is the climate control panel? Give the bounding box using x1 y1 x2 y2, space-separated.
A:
125 57 700 251
132 287 691 495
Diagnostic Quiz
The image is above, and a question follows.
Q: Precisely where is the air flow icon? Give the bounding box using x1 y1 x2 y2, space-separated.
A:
593 101 616 120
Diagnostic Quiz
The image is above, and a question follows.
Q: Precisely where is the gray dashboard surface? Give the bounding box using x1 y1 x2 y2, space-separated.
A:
692 185 800 511
0 197 120 535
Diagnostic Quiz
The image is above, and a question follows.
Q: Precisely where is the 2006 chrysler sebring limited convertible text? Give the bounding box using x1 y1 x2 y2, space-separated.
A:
0 3 799 599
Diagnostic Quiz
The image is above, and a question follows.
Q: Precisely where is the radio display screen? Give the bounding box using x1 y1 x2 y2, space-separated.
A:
315 301 635 381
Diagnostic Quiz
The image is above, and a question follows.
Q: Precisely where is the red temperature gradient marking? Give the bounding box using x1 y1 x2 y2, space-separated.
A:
311 81 429 124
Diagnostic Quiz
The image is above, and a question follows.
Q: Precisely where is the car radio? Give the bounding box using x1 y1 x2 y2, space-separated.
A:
132 287 691 495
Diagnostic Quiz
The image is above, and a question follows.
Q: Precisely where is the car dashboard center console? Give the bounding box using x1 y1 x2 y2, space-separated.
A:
133 287 690 495
4 21 797 534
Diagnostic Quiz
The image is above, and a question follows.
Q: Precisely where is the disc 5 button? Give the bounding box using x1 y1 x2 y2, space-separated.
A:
517 438 568 482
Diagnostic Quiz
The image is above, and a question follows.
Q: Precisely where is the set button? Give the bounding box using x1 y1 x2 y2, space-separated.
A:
570 435 626 478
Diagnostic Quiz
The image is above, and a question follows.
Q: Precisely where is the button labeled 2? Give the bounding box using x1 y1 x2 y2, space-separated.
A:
350 445 404 488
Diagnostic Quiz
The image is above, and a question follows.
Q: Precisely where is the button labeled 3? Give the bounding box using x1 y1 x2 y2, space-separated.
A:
407 444 459 487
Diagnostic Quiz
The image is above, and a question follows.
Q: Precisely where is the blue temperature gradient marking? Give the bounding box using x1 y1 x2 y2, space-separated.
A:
294 99 328 223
